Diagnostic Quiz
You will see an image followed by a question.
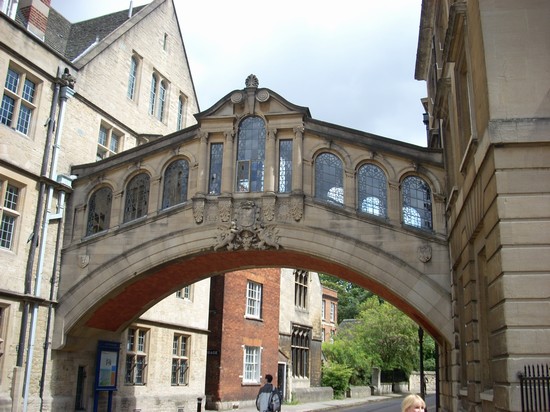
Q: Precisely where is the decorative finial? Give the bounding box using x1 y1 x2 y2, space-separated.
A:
245 74 259 88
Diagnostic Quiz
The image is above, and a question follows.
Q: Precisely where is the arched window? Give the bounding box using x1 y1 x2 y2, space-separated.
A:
149 74 157 115
124 173 150 223
86 187 112 236
235 116 266 192
401 176 432 230
162 159 189 209
127 56 138 100
315 152 343 205
157 80 167 121
177 95 186 130
357 163 387 217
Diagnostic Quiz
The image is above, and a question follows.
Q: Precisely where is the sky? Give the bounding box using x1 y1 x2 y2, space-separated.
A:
50 0 428 147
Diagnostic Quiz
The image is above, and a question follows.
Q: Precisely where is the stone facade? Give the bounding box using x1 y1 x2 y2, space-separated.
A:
415 0 550 410
0 1 204 410
278 269 323 395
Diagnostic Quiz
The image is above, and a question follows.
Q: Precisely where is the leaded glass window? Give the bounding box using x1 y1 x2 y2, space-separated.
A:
124 173 150 223
208 143 223 195
0 181 19 250
357 164 387 217
402 176 432 230
86 187 112 236
171 334 189 385
2 68 37 135
291 326 310 378
279 140 292 193
162 159 189 209
236 116 265 192
315 152 343 205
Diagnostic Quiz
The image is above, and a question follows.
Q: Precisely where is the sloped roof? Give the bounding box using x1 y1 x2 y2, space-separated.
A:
44 5 146 61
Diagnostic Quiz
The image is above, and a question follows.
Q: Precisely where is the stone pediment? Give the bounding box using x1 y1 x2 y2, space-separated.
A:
194 74 312 121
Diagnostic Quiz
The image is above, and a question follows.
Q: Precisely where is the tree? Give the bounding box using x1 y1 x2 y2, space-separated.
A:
356 296 419 376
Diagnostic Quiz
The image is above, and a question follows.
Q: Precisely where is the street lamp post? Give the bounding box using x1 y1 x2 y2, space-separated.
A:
418 327 425 399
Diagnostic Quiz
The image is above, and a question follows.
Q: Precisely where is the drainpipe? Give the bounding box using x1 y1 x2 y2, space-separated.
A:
22 77 74 412
17 74 61 372
39 176 73 412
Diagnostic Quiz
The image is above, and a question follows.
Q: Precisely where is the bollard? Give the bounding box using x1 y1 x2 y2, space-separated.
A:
197 397 203 412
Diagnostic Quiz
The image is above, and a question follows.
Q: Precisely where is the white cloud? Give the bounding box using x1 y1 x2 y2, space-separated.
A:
51 0 428 146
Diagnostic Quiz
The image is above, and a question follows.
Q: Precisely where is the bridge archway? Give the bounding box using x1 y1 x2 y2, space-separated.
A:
57 77 450 351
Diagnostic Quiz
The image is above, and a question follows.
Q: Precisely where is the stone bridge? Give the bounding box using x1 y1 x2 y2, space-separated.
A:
55 77 450 350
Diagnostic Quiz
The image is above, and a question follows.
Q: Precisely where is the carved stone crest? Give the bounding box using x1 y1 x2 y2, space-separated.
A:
417 245 432 263
78 255 90 268
213 201 280 251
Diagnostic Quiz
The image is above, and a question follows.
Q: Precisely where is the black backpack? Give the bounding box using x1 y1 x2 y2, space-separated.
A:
267 388 281 412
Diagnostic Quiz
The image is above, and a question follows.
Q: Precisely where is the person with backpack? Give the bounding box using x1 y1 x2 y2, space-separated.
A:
255 374 281 412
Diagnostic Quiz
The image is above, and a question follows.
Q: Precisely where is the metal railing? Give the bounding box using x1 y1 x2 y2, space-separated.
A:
519 364 550 412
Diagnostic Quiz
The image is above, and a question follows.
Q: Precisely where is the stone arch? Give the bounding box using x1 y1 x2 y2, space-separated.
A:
54 221 452 350
308 141 353 171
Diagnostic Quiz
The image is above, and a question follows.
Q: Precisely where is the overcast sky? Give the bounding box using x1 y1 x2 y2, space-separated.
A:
51 0 428 147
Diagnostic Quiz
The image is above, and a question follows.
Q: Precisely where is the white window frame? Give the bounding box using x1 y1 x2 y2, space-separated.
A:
0 178 21 250
330 302 335 322
176 285 191 300
246 281 262 319
243 345 261 383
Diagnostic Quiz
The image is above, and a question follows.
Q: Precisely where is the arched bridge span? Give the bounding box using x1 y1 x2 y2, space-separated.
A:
56 79 450 349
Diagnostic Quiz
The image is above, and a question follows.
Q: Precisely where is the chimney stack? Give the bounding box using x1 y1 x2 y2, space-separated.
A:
17 0 51 40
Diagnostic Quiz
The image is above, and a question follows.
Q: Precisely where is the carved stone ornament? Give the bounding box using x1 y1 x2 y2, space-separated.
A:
417 245 432 263
290 195 304 221
230 92 243 104
193 197 205 223
245 74 259 88
256 89 270 102
78 255 90 269
262 196 276 221
213 201 280 251
218 198 232 223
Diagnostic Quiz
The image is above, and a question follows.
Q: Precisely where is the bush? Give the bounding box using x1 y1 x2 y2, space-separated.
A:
321 363 353 398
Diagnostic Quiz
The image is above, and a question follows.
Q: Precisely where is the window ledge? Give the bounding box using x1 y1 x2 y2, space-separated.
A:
480 389 493 402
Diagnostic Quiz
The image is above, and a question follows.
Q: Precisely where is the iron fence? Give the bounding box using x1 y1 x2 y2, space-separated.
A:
519 364 550 412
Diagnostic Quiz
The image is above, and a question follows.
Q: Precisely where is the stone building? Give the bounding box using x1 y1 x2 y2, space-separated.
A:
278 269 323 398
0 1 207 410
415 0 550 410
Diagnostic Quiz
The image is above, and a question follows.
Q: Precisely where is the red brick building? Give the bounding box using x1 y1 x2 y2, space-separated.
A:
205 269 281 410
321 287 338 342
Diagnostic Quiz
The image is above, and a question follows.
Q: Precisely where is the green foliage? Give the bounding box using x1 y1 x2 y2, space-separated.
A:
322 339 371 385
422 333 436 371
319 275 438 383
321 363 353 398
356 296 419 375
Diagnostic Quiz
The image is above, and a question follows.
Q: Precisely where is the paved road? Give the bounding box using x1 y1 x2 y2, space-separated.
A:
323 394 436 412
